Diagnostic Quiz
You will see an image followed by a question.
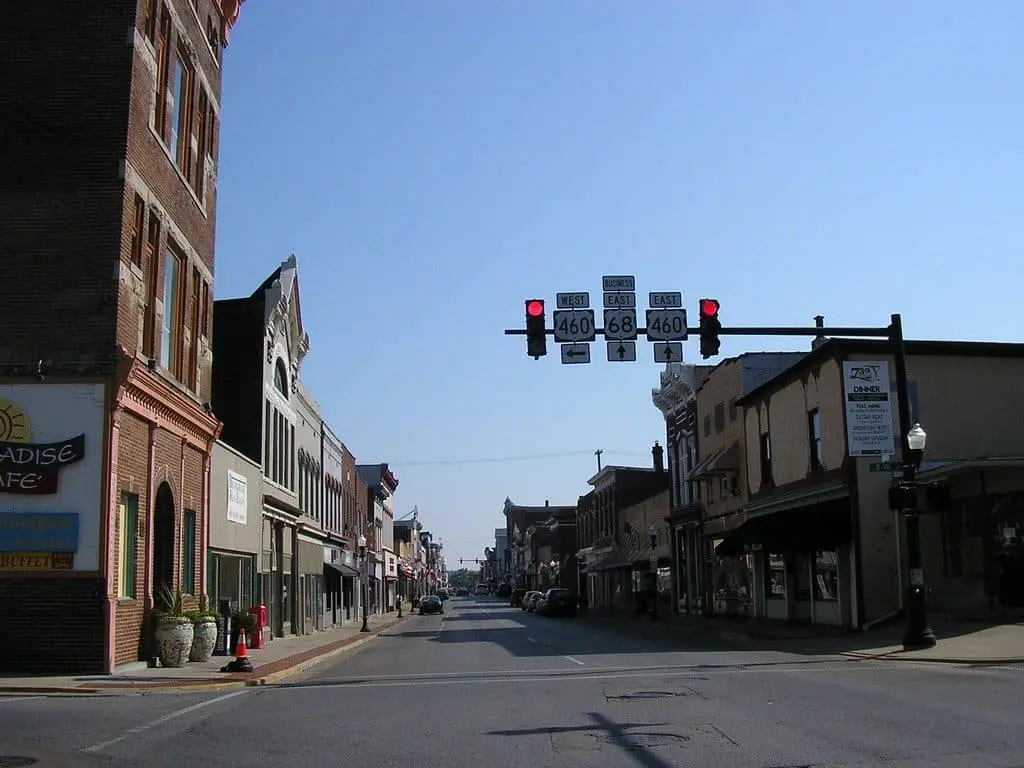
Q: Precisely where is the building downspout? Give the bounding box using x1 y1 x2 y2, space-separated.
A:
199 449 211 602
103 404 121 674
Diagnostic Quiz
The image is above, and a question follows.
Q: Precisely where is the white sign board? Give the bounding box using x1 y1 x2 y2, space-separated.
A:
552 310 596 343
227 470 248 525
556 292 590 309
603 292 636 308
653 342 683 363
603 309 637 341
645 309 688 341
560 344 591 364
842 361 896 457
607 341 636 362
648 292 682 308
602 275 635 292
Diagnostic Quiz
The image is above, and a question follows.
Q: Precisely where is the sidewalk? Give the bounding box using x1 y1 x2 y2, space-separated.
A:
578 609 1024 665
0 610 409 695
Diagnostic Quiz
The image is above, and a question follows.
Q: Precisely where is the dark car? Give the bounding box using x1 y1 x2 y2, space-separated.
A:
510 588 526 607
419 595 443 615
539 588 576 617
456 588 469 597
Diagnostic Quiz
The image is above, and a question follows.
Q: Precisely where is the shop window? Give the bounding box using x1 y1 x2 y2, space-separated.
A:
813 551 839 601
759 433 773 488
182 509 196 594
714 403 725 432
808 409 823 472
766 553 786 600
794 553 812 601
214 553 254 611
118 493 139 599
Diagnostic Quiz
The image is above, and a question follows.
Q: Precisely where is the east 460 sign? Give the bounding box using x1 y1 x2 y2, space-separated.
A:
552 310 596 343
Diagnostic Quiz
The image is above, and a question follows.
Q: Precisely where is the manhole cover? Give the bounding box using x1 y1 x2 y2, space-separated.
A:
0 758 38 768
606 690 679 700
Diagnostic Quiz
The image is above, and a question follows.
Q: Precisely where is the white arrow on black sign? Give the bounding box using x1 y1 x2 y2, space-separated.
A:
653 342 683 363
607 341 636 362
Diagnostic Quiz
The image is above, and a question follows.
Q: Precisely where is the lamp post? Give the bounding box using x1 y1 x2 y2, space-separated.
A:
649 524 659 623
901 422 936 649
357 534 370 633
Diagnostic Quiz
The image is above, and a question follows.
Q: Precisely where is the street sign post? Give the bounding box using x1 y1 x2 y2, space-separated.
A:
556 292 590 310
606 341 636 362
653 342 683 363
552 310 596 343
560 344 591 364
603 309 637 341
645 309 688 341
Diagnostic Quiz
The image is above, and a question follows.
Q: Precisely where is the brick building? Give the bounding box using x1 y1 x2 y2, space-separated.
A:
0 0 244 673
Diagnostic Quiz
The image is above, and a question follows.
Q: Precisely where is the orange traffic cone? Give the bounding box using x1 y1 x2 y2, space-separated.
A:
223 627 254 673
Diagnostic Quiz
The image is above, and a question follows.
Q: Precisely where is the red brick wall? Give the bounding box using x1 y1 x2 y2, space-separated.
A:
341 444 357 538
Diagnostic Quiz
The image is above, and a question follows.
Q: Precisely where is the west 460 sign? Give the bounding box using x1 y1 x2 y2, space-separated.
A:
552 310 596 343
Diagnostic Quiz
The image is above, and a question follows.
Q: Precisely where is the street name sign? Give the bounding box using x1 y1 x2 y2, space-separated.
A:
645 309 688 341
556 292 590 309
603 292 636 308
552 310 596 343
603 309 638 341
602 275 635 292
561 344 591 364
648 291 682 308
607 341 636 362
653 342 683 363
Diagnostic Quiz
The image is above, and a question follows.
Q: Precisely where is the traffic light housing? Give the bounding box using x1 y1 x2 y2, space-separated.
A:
698 298 721 359
525 299 547 358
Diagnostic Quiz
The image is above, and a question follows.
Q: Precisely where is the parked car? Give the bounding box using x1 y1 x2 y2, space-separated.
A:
510 588 526 607
496 584 512 598
521 591 543 611
419 595 444 615
456 588 469 597
537 588 575 617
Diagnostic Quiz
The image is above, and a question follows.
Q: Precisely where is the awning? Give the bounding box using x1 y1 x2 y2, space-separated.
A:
715 497 852 558
325 561 359 577
693 442 740 478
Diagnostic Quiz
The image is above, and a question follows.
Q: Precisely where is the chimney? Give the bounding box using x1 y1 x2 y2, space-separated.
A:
811 315 828 350
652 441 665 473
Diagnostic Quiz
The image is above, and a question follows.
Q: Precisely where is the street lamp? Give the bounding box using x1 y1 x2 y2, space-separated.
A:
901 422 936 650
357 534 370 633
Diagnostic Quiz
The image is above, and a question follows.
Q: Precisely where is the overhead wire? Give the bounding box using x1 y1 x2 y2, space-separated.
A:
379 449 650 468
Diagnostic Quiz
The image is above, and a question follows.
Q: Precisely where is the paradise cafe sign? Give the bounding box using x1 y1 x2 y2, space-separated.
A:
0 434 86 495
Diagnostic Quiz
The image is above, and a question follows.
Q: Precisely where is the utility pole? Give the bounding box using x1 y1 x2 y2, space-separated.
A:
595 449 603 472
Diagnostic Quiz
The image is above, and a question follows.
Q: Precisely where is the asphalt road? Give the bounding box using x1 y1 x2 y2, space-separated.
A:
2 595 1024 767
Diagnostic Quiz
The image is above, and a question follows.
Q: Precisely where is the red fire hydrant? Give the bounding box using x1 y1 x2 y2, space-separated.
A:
248 604 267 649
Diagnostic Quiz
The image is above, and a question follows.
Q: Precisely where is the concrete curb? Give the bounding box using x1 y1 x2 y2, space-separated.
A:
841 651 1024 665
0 617 408 695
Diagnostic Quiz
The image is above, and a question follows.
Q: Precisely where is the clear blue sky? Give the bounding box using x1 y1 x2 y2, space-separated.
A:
214 2 1021 564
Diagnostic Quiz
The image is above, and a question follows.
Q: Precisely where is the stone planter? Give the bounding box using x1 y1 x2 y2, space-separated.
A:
154 615 194 668
189 619 218 662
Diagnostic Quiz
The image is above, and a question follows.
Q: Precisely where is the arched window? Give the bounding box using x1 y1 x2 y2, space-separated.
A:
274 358 288 398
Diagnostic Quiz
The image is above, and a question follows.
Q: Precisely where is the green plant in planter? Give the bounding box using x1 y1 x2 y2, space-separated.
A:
155 584 188 620
192 594 219 624
153 584 194 668
188 594 220 663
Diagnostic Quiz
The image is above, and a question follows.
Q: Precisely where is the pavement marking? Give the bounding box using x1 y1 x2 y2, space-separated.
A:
81 689 248 753
0 695 45 703
564 655 586 666
268 661 890 691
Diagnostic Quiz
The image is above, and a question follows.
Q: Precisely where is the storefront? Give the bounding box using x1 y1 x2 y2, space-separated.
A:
323 545 358 626
208 442 262 620
262 495 301 638
0 384 106 674
383 550 398 609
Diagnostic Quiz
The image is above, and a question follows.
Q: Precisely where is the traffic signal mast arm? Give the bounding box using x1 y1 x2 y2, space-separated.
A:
504 324 892 337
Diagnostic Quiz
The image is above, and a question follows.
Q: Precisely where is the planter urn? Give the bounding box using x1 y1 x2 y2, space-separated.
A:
154 615 195 668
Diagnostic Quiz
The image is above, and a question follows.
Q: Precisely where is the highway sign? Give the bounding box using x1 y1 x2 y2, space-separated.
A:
556 292 590 309
653 342 683 363
607 341 636 362
645 309 688 341
603 292 636 308
603 309 638 341
602 275 636 292
552 310 596 343
648 291 682 309
561 344 591 364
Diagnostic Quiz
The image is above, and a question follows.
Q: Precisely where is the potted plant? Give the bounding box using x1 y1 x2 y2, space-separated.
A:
230 609 257 654
187 595 219 662
153 585 194 668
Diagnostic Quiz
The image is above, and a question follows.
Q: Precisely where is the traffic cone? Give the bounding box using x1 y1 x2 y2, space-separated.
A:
223 627 254 673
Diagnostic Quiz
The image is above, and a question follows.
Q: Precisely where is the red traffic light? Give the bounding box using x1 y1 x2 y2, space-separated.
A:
699 299 720 318
526 299 545 318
